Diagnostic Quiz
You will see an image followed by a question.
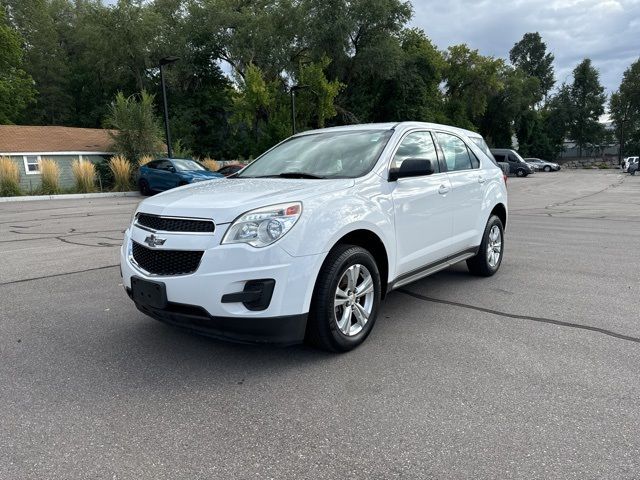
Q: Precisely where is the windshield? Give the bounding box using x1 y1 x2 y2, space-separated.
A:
172 159 206 171
237 130 394 179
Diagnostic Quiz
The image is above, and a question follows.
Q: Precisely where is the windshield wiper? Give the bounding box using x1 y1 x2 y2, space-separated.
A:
276 172 326 179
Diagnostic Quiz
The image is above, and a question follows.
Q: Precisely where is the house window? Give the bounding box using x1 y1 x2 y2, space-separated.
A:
23 155 41 174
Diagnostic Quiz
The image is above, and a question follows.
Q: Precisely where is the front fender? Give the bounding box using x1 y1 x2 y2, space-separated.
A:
277 180 396 265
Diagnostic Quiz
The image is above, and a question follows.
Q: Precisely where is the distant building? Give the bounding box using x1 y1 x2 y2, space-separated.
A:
0 125 114 191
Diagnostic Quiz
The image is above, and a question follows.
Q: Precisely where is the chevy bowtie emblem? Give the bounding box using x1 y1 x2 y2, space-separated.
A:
144 234 166 248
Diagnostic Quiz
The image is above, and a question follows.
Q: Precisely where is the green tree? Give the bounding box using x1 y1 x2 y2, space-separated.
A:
0 7 35 123
569 59 606 157
480 66 540 147
296 56 343 128
509 32 555 102
443 45 504 130
4 0 73 124
373 28 445 122
105 91 164 161
609 58 640 160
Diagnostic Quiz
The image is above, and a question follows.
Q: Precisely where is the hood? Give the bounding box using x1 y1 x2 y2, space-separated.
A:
181 170 222 179
138 177 355 224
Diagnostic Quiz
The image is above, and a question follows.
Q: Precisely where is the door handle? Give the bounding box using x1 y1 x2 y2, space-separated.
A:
438 184 450 195
478 176 486 184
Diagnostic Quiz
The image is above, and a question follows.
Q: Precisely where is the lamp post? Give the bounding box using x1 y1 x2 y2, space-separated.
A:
159 56 179 158
289 84 309 135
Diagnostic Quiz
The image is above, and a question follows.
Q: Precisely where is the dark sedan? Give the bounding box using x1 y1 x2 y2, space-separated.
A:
137 158 223 195
525 158 561 172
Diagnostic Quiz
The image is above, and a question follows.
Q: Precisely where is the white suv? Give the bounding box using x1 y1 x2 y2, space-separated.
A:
121 122 508 351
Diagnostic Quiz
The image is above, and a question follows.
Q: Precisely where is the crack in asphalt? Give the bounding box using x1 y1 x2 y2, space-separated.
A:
398 289 640 345
0 264 120 287
545 175 625 209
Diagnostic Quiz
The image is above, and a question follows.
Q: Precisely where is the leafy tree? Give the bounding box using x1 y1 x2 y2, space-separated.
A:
0 7 35 123
443 45 504 130
4 0 73 124
509 32 555 102
569 58 606 156
295 56 343 128
373 28 445 123
540 83 574 158
610 58 640 160
105 91 164 161
480 66 540 147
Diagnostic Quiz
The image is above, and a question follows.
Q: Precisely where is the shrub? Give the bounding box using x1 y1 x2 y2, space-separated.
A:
201 158 220 172
109 155 133 191
0 156 21 197
39 158 61 194
71 159 96 193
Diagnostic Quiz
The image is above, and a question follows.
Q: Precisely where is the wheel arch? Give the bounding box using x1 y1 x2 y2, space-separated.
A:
490 202 507 230
325 229 390 299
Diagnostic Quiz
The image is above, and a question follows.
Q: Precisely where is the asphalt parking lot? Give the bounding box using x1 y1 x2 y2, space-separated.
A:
1 170 639 479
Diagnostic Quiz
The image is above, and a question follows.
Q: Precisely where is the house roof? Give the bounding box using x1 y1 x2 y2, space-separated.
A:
0 125 115 154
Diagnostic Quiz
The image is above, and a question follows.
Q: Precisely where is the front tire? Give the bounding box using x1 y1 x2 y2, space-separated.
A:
544 166 551 172
139 179 151 196
306 244 381 352
516 168 526 177
467 215 504 277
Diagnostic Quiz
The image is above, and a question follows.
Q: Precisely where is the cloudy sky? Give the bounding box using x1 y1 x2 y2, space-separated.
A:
412 0 640 95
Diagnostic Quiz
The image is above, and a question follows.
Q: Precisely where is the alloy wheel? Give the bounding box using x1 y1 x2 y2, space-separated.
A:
334 264 374 336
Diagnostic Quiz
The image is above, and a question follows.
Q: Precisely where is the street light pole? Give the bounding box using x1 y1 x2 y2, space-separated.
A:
289 84 309 136
159 56 179 158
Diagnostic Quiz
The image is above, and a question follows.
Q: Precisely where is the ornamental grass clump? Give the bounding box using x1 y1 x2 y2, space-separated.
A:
138 154 153 167
109 155 133 191
201 158 220 172
0 156 21 197
40 158 61 194
71 159 96 193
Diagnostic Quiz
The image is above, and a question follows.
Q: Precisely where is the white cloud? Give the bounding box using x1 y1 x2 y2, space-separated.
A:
411 0 640 96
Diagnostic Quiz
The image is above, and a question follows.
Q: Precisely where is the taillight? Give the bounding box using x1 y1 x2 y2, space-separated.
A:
503 173 508 184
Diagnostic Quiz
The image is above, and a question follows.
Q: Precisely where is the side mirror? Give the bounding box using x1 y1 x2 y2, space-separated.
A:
389 159 435 181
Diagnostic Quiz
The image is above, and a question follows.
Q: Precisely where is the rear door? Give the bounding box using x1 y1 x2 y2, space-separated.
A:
435 131 484 253
391 130 454 276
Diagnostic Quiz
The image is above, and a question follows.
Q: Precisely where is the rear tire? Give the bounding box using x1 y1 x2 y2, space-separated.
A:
306 244 381 352
139 179 151 196
467 215 504 277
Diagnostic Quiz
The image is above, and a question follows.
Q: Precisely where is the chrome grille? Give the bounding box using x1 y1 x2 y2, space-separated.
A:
131 241 203 275
136 213 214 233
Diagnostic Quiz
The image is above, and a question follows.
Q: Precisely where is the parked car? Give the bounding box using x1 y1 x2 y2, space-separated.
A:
525 158 561 172
622 157 639 173
490 148 534 177
122 122 508 351
137 158 223 195
216 164 244 177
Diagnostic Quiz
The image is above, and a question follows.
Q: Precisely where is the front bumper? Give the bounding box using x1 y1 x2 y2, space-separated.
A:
120 225 326 345
125 288 307 345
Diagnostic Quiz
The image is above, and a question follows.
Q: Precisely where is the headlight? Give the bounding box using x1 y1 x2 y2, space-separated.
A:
222 202 302 248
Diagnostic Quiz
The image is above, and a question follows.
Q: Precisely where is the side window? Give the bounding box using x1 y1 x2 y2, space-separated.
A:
156 160 173 171
436 132 472 172
146 160 159 169
391 131 439 172
508 154 518 163
493 153 506 162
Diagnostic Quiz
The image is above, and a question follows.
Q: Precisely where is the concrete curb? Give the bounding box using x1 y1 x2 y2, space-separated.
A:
0 191 141 203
